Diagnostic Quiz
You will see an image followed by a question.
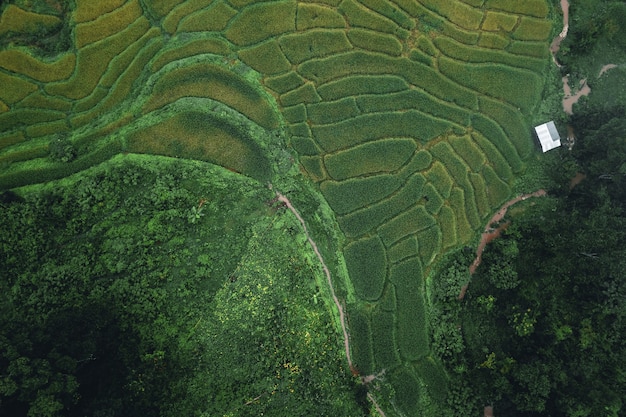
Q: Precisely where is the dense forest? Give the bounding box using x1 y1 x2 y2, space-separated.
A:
431 68 626 417
0 155 365 417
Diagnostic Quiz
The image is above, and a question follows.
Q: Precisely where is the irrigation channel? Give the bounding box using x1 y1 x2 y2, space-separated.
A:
274 191 388 417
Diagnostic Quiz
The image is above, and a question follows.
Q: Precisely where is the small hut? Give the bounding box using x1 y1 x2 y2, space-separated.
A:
534 121 561 152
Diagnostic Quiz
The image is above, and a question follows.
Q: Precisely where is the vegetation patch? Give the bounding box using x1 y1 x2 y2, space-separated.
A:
344 235 387 302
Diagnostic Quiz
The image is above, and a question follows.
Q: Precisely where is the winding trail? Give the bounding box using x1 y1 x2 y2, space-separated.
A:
275 191 389 416
459 190 547 299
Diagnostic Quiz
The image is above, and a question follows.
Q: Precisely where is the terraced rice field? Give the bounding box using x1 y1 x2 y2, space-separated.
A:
0 0 553 414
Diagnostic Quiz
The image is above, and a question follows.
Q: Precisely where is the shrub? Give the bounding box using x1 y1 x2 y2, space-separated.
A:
324 138 416 180
378 205 436 246
338 173 425 238
296 3 345 30
370 309 402 369
388 235 419 264
224 1 296 46
279 30 352 64
344 235 387 301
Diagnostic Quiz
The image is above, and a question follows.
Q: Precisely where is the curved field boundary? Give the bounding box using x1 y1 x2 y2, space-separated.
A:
0 1 554 415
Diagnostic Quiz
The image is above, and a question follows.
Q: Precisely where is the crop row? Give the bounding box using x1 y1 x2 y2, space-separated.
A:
320 174 403 215
378 205 436 247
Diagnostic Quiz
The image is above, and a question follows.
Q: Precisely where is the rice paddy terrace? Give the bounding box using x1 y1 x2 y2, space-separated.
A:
0 0 553 414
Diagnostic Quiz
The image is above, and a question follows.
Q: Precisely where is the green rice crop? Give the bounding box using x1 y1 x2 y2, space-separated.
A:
299 156 325 181
264 71 305 94
151 38 231 72
0 109 65 132
46 18 150 100
406 150 433 172
417 226 442 265
482 165 511 207
429 141 470 185
25 120 69 139
316 74 409 101
441 20 480 45
0 51 75 83
359 0 414 29
479 96 533 158
344 235 387 301
338 173 425 238
74 0 128 23
462 184 481 228
18 93 72 112
470 113 523 172
356 89 471 127
392 262 429 360
238 40 291 74
420 0 484 30
338 0 400 34
323 138 416 180
0 72 38 105
414 357 449 402
485 0 549 18
507 41 550 59
224 1 296 46
307 97 360 125
434 37 547 72
378 282 398 312
423 183 444 214
449 187 473 243
348 307 374 376
280 82 321 107
478 32 510 50
448 135 487 171
437 205 458 249
311 111 450 152
75 1 142 48
472 132 514 180
177 1 238 32
100 28 159 88
481 10 517 32
378 205 436 246
287 122 311 139
282 104 307 124
469 173 490 218
0 132 25 150
279 30 352 64
438 57 543 114
320 174 402 215
513 16 553 41
296 3 346 30
388 236 419 264
347 28 403 56
289 135 319 156
370 309 402 369
390 367 422 416
0 4 61 35
424 161 453 198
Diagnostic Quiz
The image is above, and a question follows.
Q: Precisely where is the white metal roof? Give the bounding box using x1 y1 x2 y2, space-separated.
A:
535 121 561 152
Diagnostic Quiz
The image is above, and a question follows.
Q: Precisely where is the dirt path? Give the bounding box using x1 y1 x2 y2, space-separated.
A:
459 190 547 299
276 191 389 416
